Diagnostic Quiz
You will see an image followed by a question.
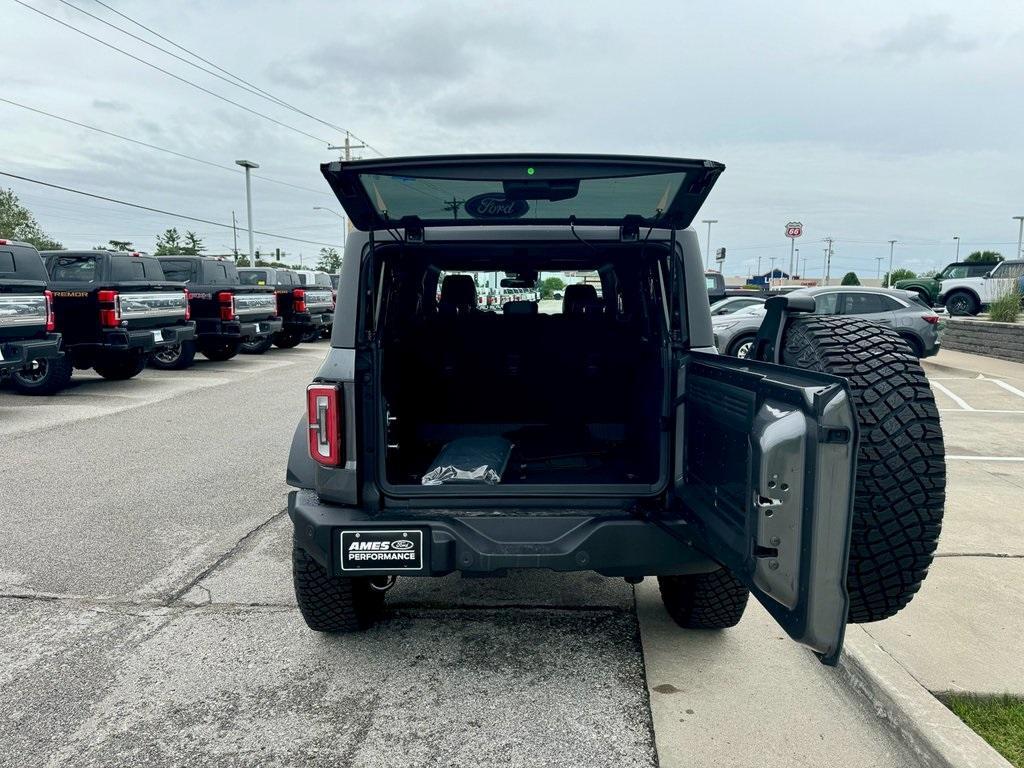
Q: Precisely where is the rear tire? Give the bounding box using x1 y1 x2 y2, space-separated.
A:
945 290 978 316
727 334 756 359
657 569 750 629
149 340 196 370
780 315 945 623
273 330 302 349
292 542 385 632
240 336 273 354
93 353 146 381
198 340 241 361
10 354 74 395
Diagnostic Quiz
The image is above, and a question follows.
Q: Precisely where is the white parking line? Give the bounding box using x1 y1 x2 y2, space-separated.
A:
939 409 1024 414
930 381 974 411
946 455 1024 462
987 377 1024 401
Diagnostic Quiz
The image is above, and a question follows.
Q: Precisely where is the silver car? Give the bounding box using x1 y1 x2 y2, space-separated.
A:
712 286 943 358
709 295 766 315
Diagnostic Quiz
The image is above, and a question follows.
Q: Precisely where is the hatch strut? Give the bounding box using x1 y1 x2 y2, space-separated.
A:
751 294 815 364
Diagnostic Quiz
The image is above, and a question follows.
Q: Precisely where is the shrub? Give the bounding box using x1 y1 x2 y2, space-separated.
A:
841 272 860 286
988 287 1021 323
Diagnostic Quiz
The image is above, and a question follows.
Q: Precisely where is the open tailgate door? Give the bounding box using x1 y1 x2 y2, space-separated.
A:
677 352 858 664
321 154 724 232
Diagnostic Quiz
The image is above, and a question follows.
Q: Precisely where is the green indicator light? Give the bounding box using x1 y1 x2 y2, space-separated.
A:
526 166 535 175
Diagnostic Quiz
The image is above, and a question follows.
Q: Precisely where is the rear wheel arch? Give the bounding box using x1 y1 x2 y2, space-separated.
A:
896 332 924 358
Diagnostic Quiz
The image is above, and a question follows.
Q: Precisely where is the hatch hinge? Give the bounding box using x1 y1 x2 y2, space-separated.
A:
619 215 644 242
398 216 424 243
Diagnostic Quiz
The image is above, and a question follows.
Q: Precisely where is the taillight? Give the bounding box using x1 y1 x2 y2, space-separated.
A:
922 314 940 324
98 289 121 327
294 288 307 313
183 289 191 321
218 291 236 321
332 290 337 309
44 289 55 332
307 383 342 466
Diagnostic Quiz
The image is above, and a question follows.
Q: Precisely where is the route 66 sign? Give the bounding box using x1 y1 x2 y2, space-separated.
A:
785 221 804 238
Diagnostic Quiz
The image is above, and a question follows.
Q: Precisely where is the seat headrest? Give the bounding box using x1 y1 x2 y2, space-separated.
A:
439 274 477 311
503 300 538 316
562 283 601 314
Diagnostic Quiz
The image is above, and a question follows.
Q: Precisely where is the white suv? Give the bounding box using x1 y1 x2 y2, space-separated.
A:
938 259 1024 315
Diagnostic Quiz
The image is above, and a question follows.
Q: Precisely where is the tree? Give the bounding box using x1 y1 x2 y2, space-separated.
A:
316 247 341 273
965 250 1003 263
840 271 860 286
181 231 205 256
882 268 916 286
0 188 63 250
93 239 134 251
539 276 566 299
154 228 182 255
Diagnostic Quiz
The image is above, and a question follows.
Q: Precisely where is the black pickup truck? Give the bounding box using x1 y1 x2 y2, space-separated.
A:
149 255 282 368
39 250 196 387
0 239 65 394
238 267 334 349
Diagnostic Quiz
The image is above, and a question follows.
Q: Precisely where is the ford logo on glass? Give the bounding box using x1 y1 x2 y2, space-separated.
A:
465 193 530 220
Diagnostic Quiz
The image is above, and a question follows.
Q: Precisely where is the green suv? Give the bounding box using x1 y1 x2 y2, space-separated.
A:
896 261 1000 305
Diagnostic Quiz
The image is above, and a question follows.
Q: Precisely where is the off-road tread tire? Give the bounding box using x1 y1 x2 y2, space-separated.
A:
273 331 302 349
781 315 945 623
657 569 750 629
240 336 274 354
93 353 146 381
10 354 74 395
198 340 241 361
292 543 384 632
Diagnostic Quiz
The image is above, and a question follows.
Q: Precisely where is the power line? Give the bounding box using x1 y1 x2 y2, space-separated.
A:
88 0 385 157
0 170 343 248
0 97 331 197
13 0 331 145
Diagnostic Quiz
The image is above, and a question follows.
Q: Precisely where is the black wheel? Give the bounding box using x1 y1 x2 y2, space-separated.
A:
657 569 750 629
292 542 384 632
10 354 74 395
945 290 978 316
727 334 757 359
301 328 321 343
93 353 147 381
781 315 945 623
198 340 241 361
273 331 302 349
149 340 197 370
240 336 273 354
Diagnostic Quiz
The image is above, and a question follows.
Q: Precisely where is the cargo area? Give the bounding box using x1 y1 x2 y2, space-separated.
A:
372 241 673 492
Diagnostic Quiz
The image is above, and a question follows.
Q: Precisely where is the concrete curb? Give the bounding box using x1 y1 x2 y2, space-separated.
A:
839 626 1012 768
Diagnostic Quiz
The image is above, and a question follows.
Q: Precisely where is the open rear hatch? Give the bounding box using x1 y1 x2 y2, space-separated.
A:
321 154 724 232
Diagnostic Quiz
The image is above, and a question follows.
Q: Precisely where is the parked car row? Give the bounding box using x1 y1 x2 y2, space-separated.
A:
894 258 1024 315
0 240 335 395
712 285 943 359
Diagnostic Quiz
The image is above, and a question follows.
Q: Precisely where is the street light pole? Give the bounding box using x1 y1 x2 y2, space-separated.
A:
886 239 896 287
794 247 800 277
1014 216 1024 260
768 256 777 289
875 256 884 281
313 206 347 254
235 160 259 266
824 237 834 286
701 219 718 270
953 235 960 260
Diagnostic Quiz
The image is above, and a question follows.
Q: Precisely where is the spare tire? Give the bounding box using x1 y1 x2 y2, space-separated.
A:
780 315 945 623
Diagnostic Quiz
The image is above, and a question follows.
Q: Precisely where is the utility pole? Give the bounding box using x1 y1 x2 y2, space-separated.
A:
756 255 762 281
887 239 897 287
953 235 960 260
824 237 834 286
231 210 239 263
875 256 884 281
443 197 465 220
701 219 718 270
1013 216 1024 259
768 256 777 289
235 160 259 267
328 131 368 162
800 252 808 280
794 247 800 277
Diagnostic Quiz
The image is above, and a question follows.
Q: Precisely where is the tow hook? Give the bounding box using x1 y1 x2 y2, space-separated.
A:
369 575 397 593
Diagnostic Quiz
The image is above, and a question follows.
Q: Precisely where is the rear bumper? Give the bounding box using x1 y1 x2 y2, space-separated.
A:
0 334 62 373
288 489 717 578
101 322 196 353
286 312 331 332
195 316 283 341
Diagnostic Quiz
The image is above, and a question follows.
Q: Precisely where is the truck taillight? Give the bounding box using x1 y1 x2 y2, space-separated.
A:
183 289 191 321
97 289 121 327
44 289 55 331
218 291 236 321
294 288 307 313
307 383 342 466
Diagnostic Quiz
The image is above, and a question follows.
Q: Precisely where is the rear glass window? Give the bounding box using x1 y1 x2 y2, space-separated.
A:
359 171 688 224
278 271 296 286
201 261 236 285
0 246 48 279
160 259 193 282
109 257 165 281
240 270 268 285
315 273 332 287
296 272 309 285
50 255 99 282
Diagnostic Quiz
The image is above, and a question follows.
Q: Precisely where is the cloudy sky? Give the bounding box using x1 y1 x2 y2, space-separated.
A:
2 0 1022 277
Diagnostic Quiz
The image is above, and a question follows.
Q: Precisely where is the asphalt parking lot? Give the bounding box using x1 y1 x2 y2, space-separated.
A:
5 344 1018 768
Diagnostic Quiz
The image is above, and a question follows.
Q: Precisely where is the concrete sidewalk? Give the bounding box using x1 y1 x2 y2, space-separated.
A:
924 348 1024 382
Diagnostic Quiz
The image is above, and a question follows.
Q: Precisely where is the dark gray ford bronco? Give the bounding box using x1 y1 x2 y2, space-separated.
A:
286 155 945 664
